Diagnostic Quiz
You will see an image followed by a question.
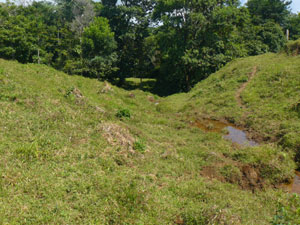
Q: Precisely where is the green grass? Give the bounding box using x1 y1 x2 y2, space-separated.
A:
164 53 300 155
0 57 299 224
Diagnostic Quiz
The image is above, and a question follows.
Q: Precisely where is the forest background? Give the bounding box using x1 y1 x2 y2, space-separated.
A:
0 0 300 95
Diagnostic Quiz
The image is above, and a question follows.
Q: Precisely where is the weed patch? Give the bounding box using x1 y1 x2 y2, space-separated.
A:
133 140 146 153
272 195 300 225
116 108 131 119
285 39 300 56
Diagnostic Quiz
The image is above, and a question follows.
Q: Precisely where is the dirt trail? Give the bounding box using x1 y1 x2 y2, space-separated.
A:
236 66 257 109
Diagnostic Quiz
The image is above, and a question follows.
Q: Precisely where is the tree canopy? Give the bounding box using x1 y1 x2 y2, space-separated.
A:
0 0 298 95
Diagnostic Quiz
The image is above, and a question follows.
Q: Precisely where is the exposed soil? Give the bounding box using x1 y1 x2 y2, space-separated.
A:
200 164 264 191
72 87 84 99
193 117 264 191
240 165 264 190
284 171 300 194
235 66 257 109
200 165 226 182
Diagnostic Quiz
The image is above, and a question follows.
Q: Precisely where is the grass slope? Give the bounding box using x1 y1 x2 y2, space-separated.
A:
0 57 299 224
164 53 300 155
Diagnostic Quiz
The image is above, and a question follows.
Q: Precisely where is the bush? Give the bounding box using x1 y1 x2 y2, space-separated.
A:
116 108 131 119
285 39 300 56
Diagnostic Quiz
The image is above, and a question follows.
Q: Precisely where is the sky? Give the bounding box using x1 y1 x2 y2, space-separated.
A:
241 0 300 13
291 0 300 13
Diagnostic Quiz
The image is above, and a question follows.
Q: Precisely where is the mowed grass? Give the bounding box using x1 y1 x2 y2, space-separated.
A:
0 58 299 224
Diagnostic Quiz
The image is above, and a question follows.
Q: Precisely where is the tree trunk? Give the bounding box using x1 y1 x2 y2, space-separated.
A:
185 72 190 92
37 48 40 64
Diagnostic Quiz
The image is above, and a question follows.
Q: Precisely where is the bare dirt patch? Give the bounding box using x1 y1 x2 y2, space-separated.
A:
240 165 264 190
200 165 226 182
200 163 264 191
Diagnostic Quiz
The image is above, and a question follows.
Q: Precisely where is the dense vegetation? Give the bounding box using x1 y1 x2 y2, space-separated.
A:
0 0 299 95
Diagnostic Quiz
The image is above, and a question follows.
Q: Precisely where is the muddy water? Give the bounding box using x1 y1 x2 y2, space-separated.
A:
193 118 300 195
224 126 258 147
286 171 300 194
193 119 258 146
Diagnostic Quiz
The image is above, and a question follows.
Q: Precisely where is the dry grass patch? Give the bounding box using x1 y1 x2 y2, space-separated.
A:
99 122 135 153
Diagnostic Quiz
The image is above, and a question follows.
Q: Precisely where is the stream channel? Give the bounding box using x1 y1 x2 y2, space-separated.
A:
193 118 300 194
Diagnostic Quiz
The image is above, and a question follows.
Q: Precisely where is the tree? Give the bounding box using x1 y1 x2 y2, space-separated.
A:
247 0 291 25
82 17 118 79
151 0 250 94
70 0 95 38
99 0 155 84
286 13 300 40
0 8 36 63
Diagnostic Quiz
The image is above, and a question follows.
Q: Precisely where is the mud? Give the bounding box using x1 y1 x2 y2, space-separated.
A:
285 171 300 194
193 118 300 194
193 118 258 147
200 164 264 191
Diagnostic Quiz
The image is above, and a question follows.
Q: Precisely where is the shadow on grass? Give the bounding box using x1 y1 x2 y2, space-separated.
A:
115 78 157 94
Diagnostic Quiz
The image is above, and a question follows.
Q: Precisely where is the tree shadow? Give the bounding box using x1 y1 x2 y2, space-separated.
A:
114 78 157 93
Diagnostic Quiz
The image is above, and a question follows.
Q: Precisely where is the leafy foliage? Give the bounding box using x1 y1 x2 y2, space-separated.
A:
0 0 296 95
116 108 131 119
287 13 300 40
82 17 118 79
285 39 300 55
247 0 292 25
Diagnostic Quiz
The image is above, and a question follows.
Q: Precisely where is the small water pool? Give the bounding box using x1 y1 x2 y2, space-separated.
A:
193 119 258 146
193 118 299 195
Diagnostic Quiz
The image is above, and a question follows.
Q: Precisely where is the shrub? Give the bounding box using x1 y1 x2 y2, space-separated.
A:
133 140 146 153
285 39 300 56
64 87 75 98
116 108 131 119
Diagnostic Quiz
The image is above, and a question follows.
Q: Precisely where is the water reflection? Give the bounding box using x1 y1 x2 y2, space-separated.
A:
193 118 299 194
224 126 258 147
193 119 258 146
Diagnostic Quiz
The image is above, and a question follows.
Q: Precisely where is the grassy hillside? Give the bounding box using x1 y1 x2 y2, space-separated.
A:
164 53 300 158
0 57 299 224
